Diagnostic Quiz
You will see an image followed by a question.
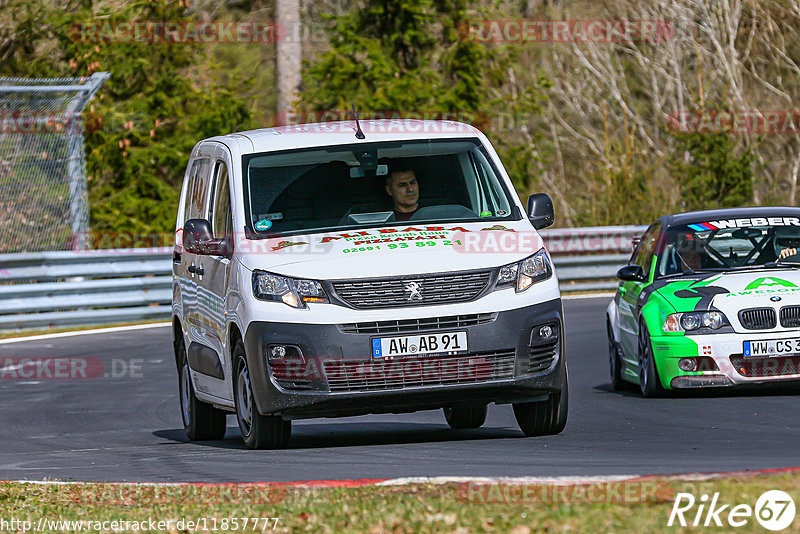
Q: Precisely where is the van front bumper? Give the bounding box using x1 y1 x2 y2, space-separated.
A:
243 298 566 419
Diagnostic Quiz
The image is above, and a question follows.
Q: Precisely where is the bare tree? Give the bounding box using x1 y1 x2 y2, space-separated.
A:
276 0 301 124
522 0 800 224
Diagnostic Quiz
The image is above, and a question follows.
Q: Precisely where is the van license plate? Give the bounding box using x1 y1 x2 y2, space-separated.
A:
743 338 800 358
372 332 468 358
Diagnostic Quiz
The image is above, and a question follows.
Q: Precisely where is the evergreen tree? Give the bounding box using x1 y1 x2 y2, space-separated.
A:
1 0 255 236
300 0 506 115
671 129 755 211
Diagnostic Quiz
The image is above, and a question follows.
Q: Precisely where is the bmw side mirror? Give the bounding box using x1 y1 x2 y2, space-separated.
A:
617 264 646 282
527 193 554 229
183 218 232 257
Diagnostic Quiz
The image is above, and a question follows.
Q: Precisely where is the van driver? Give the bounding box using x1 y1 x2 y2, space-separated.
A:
385 169 419 221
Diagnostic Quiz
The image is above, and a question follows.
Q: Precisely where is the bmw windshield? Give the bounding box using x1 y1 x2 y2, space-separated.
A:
656 217 800 278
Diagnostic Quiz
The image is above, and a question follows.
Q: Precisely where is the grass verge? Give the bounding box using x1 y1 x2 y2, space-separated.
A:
0 472 798 532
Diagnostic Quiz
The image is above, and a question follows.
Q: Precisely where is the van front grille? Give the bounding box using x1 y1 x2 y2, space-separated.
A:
322 349 515 392
331 270 492 309
339 313 496 335
528 341 558 374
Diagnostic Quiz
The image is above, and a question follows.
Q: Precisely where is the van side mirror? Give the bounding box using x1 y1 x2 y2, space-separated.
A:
617 264 646 282
183 218 231 257
527 193 554 229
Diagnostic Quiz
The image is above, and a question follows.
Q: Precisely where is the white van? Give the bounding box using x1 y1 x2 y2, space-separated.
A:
172 119 567 449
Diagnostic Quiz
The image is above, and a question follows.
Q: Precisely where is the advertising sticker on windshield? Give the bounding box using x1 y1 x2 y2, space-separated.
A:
688 217 800 231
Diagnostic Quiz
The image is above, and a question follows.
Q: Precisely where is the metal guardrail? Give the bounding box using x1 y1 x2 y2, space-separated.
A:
0 250 172 330
0 226 646 330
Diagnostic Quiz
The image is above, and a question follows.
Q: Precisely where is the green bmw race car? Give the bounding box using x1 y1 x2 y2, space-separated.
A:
607 207 800 396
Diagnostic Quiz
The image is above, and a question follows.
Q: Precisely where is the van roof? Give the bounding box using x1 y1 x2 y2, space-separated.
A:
204 119 483 154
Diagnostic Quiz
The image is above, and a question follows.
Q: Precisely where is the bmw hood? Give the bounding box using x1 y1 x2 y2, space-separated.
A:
234 221 545 280
655 270 800 328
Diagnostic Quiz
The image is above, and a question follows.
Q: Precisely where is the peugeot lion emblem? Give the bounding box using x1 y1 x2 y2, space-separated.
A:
405 281 423 301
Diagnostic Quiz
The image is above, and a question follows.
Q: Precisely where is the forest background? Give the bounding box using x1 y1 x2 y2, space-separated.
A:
1 0 795 236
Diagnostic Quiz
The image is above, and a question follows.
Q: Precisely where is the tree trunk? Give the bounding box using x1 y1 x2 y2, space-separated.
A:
276 0 301 125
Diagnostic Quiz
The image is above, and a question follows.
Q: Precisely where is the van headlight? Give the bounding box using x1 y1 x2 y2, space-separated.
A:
252 270 328 308
663 311 728 332
496 248 553 292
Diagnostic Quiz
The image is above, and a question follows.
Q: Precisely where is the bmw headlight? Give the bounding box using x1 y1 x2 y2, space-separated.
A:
252 270 328 308
496 248 553 292
663 311 728 332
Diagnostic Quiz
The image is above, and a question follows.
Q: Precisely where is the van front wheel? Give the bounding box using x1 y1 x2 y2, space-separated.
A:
443 404 487 429
513 373 568 436
233 342 291 450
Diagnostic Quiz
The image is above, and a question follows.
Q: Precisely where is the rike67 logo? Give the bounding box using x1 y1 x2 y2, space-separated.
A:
668 490 796 530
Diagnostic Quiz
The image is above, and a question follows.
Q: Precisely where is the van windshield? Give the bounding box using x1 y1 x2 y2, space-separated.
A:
242 138 516 236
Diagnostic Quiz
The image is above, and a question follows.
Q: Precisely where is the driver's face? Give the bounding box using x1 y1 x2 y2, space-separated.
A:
386 171 419 212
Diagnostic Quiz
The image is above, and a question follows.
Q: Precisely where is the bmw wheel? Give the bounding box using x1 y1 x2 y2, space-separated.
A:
638 321 665 398
608 320 626 391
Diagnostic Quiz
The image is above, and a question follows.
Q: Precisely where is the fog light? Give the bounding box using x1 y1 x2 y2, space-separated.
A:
539 325 553 339
678 358 697 372
270 345 287 359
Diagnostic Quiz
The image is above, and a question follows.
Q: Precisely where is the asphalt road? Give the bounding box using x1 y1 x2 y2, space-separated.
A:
1 297 799 482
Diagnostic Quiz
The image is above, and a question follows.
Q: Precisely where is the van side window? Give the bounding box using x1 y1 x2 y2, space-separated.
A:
184 158 211 223
210 161 231 239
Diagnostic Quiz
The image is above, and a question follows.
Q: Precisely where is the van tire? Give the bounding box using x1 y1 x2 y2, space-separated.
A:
513 374 568 436
233 341 291 450
443 404 487 429
178 336 227 441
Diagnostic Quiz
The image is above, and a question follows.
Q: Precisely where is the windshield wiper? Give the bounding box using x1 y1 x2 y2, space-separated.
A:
763 261 800 269
721 262 800 271
659 268 720 279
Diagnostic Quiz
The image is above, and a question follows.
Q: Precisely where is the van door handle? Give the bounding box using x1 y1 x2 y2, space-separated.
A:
188 265 197 274
195 265 205 276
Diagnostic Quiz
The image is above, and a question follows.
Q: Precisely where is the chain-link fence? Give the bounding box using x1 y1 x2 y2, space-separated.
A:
0 73 108 253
